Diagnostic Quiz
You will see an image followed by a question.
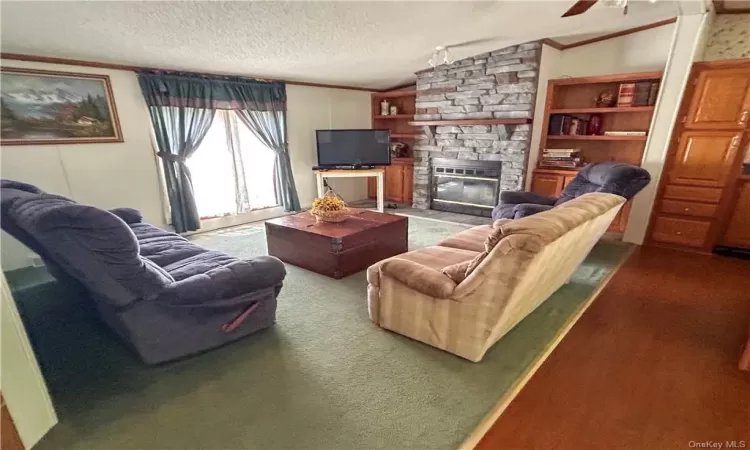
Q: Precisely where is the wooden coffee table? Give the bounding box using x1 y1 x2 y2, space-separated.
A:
265 209 408 279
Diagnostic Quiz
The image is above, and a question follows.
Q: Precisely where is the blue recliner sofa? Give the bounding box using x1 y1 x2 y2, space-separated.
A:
0 180 286 364
493 162 651 220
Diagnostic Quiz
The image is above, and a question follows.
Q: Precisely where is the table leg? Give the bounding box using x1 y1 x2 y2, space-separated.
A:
316 173 325 198
376 172 384 213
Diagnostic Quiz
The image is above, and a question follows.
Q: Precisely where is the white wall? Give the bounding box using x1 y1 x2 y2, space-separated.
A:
287 84 371 207
625 14 711 244
526 44 561 189
554 23 676 78
0 61 371 270
0 59 167 271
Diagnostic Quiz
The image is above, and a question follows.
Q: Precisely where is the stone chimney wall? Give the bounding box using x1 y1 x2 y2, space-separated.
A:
411 41 541 209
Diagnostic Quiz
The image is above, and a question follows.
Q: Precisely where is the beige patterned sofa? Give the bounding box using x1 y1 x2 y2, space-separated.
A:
367 192 625 362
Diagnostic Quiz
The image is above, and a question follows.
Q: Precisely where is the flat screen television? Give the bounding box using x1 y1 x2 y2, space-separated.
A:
316 129 391 168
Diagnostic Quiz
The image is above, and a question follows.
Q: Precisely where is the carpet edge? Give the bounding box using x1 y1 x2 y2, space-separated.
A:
459 244 636 450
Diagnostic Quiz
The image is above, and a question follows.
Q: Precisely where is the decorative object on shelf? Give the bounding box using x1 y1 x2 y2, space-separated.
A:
567 117 588 135
540 148 582 169
389 105 398 115
390 141 408 158
380 99 390 116
310 189 350 223
0 67 123 145
587 114 603 135
617 83 636 107
603 131 647 136
595 90 617 108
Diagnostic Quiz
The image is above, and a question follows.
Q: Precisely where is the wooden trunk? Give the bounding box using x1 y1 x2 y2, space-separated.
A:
265 210 408 279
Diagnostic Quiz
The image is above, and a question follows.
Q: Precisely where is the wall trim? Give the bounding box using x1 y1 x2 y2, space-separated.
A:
0 52 375 93
544 18 677 50
712 0 750 14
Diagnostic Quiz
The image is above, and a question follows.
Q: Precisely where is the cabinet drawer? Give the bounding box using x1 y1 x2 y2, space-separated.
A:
651 216 712 248
662 185 723 203
659 200 718 218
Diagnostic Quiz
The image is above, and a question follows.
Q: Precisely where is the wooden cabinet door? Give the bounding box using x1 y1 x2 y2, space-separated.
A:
667 131 742 187
721 181 750 249
685 68 750 130
402 164 414 204
385 165 404 202
531 174 563 197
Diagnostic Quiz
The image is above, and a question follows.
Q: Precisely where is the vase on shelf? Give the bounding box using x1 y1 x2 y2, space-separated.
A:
380 100 390 116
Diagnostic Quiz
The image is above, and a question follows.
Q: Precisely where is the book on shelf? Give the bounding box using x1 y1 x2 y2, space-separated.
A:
617 83 635 107
603 131 647 136
647 81 660 106
548 114 572 135
540 161 580 169
633 81 652 107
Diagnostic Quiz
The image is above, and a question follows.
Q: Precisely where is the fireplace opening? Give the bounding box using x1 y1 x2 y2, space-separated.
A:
431 158 502 217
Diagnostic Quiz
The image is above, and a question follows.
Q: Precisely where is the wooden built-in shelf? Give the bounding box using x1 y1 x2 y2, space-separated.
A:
391 133 421 139
372 90 416 98
549 106 655 114
374 114 413 120
408 118 532 126
547 135 647 141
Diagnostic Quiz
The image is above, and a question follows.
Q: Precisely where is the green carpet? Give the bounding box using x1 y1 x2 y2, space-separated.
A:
9 216 630 450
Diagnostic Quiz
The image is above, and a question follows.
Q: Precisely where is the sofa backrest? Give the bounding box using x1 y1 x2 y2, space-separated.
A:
0 180 173 308
454 192 625 353
557 162 651 205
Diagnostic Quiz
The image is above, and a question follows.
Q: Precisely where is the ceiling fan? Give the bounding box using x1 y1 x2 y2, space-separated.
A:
561 0 658 17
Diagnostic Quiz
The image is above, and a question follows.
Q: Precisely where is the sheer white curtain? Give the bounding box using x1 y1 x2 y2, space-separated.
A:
186 110 278 219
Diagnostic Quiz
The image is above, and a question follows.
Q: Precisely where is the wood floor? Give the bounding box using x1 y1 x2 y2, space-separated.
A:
477 246 750 450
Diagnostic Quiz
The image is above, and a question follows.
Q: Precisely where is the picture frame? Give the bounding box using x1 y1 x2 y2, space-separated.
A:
0 67 123 145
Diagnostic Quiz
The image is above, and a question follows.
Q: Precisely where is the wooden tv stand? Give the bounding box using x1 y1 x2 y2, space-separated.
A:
315 168 385 212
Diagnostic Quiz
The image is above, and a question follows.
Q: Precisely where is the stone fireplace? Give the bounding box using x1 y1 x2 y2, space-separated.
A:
412 41 541 213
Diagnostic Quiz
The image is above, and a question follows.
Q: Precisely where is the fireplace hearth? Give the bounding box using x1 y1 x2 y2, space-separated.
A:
431 158 502 217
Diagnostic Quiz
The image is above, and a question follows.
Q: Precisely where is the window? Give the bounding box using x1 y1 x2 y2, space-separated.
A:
186 110 278 219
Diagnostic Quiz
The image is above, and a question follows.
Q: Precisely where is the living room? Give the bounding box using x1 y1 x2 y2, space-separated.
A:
2 2 749 450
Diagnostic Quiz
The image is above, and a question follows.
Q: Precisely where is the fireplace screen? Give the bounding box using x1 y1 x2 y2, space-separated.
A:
433 174 498 207
430 159 502 217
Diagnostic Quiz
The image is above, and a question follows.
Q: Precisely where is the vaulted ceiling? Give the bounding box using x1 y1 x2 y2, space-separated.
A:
1 1 687 90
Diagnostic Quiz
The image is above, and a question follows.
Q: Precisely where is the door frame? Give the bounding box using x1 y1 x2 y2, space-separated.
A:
0 273 57 449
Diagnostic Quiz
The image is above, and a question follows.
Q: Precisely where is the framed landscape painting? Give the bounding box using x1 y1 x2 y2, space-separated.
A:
1 67 123 145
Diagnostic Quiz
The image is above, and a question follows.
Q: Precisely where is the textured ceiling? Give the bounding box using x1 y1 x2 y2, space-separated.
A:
0 1 682 90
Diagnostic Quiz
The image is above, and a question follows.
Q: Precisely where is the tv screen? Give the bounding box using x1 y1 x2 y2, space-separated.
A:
316 129 391 167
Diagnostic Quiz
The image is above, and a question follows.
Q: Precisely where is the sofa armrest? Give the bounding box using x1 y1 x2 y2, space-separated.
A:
160 256 286 306
380 259 456 298
109 208 143 224
500 191 557 206
514 203 554 218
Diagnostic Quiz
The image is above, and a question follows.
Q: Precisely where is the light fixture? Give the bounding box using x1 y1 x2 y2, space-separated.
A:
428 46 453 68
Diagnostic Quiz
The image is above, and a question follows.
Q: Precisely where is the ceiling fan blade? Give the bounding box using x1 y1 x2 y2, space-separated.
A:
562 0 598 17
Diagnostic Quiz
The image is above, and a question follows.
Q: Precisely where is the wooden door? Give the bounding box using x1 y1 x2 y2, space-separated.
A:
721 181 750 249
667 131 742 187
685 67 750 130
531 174 563 197
385 165 404 202
402 164 414 204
